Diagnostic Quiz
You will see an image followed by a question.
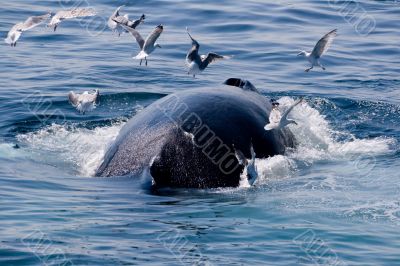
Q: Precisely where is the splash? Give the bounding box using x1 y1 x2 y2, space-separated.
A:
243 96 397 187
0 143 26 159
17 122 125 177
344 200 400 223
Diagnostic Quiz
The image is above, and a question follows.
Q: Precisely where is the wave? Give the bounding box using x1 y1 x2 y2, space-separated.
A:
16 121 125 177
242 96 397 187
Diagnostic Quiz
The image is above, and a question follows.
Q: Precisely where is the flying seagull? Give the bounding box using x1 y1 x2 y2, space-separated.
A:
48 8 97 32
108 6 145 36
235 144 258 186
121 24 163 66
68 89 99 114
113 14 145 30
108 5 125 34
185 27 230 78
264 98 303 131
297 29 337 72
5 13 51 46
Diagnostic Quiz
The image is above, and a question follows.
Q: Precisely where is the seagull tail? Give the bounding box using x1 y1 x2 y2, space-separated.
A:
134 51 148 60
4 37 12 45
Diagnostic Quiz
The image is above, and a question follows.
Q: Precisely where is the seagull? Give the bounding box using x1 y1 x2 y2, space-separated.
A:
121 24 163 66
235 144 258 186
48 8 97 32
68 89 99 114
108 5 145 36
108 5 125 34
113 14 145 31
297 29 337 72
5 13 51 46
264 98 303 131
186 27 230 78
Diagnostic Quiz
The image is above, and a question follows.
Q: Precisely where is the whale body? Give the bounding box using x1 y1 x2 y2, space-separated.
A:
96 79 296 188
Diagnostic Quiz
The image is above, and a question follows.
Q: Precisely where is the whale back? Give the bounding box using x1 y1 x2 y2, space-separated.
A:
96 85 295 188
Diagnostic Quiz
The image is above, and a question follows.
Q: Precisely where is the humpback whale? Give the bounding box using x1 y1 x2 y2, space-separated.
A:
96 78 296 188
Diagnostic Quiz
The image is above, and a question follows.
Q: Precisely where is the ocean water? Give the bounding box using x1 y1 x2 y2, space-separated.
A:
1 0 400 265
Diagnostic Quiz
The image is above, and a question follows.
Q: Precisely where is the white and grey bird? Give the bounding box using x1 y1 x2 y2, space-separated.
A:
5 13 51 47
121 24 163 66
264 98 303 131
113 13 145 31
185 27 230 78
68 89 99 114
48 8 97 32
235 144 258 186
108 5 145 36
297 29 337 72
108 5 125 34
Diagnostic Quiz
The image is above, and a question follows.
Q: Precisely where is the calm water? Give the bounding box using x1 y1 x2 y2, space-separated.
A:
1 0 400 265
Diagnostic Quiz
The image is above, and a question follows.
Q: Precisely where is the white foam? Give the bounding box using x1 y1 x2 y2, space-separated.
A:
0 143 26 159
239 96 397 187
17 122 125 177
239 172 251 188
255 156 297 183
344 200 400 223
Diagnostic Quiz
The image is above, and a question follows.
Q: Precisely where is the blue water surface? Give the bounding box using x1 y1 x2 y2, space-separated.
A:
1 0 400 265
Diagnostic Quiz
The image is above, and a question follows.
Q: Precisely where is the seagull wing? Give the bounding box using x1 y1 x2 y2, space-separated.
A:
247 144 258 186
63 8 97 19
88 90 100 103
121 25 145 49
114 14 144 29
282 98 303 121
250 144 256 162
199 53 226 70
76 8 97 17
143 25 163 51
130 14 145 29
49 8 96 27
112 5 124 18
185 27 201 64
234 149 247 166
186 47 200 64
22 13 51 31
68 91 79 106
311 29 337 59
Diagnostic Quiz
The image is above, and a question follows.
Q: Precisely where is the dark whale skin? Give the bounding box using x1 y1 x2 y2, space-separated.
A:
96 85 295 188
